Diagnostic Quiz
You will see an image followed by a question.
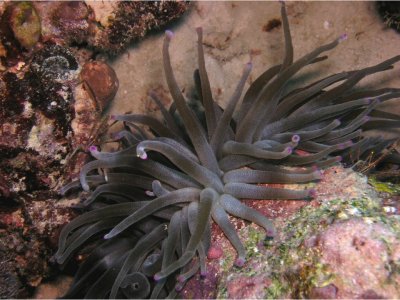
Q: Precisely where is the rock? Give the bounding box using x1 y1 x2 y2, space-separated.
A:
226 275 272 299
50 2 91 44
208 166 400 299
309 284 338 299
33 276 74 299
0 253 22 298
87 1 191 55
318 218 400 298
8 2 41 49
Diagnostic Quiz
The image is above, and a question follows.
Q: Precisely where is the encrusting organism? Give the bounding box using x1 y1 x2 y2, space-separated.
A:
55 2 400 298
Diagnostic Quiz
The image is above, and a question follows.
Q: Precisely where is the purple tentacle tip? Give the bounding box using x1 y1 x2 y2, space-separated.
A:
165 30 174 40
137 147 148 159
175 283 184 292
314 169 323 179
145 190 155 197
292 134 300 143
338 33 348 43
234 257 245 267
154 273 162 282
367 97 378 106
200 270 207 277
89 145 97 152
266 228 276 238
285 146 293 155
110 115 116 120
177 275 185 283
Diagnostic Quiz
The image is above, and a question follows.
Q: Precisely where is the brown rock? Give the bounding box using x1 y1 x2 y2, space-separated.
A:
51 1 91 44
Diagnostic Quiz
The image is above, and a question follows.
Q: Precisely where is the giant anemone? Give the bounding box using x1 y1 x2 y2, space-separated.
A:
56 3 400 299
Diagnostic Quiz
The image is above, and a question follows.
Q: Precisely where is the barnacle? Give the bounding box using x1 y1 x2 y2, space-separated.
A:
56 3 400 298
28 44 78 134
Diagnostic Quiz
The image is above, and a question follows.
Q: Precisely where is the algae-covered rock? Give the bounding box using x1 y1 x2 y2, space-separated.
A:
266 196 400 299
211 167 400 299
8 2 41 49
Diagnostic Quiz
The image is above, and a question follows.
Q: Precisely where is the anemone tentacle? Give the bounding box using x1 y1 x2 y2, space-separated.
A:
109 224 168 298
271 119 341 142
104 188 201 240
224 182 314 200
220 194 276 237
222 140 293 159
196 27 217 138
136 140 224 192
154 188 216 281
210 62 252 154
211 200 247 267
237 34 344 143
223 168 322 184
112 114 182 141
149 91 184 137
163 30 220 175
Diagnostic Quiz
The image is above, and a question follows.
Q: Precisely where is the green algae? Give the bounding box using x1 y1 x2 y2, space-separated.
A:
369 177 400 195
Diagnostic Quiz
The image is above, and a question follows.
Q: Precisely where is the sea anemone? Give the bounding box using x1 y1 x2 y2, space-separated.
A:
55 3 400 298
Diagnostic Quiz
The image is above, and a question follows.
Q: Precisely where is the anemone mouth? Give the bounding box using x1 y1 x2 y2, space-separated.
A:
56 2 400 299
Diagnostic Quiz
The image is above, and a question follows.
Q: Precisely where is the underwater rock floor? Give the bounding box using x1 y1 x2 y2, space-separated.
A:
110 2 400 124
